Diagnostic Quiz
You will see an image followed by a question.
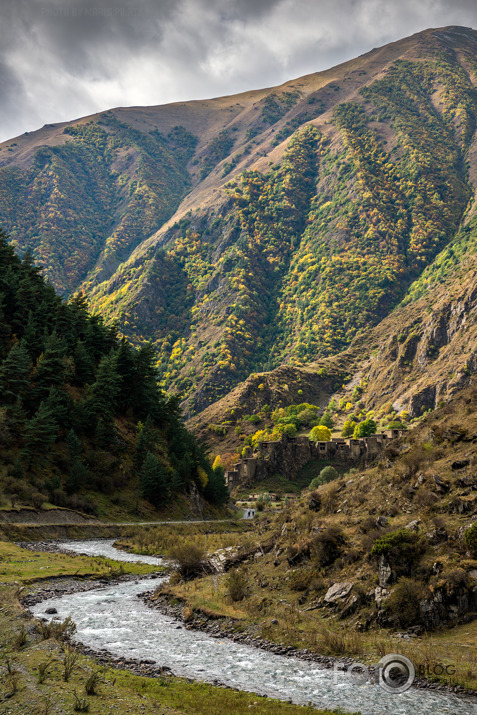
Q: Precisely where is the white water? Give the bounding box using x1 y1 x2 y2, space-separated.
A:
56 539 163 566
31 540 476 715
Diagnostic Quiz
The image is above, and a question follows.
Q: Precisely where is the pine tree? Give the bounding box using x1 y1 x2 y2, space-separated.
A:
94 418 116 449
0 294 11 353
140 452 168 506
22 311 42 360
66 458 89 495
66 428 83 458
72 340 95 385
133 416 155 471
44 387 70 427
22 402 58 468
10 457 24 481
88 352 120 420
116 338 137 413
33 332 66 401
204 464 229 505
0 342 31 404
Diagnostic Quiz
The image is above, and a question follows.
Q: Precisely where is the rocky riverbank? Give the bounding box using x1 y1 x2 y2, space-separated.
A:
17 539 477 703
141 589 477 700
22 571 164 609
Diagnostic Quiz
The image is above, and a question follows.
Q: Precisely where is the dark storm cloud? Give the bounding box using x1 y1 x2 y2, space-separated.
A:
2 0 477 141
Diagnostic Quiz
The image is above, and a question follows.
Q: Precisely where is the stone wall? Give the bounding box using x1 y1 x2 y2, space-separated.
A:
226 429 402 490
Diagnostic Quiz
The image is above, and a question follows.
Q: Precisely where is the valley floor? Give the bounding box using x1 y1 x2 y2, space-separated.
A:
0 539 341 715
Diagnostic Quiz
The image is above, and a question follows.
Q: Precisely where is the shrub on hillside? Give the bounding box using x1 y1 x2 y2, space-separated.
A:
226 568 248 601
311 525 346 567
309 466 339 490
341 420 356 438
169 542 208 579
464 523 477 557
319 411 334 429
283 423 297 437
297 408 319 426
371 528 425 576
289 569 314 592
353 419 377 439
384 578 429 628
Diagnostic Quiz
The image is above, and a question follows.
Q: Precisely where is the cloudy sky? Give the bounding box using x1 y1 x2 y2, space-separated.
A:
2 0 477 142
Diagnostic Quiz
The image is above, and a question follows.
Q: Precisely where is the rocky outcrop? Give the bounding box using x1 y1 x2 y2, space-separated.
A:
324 582 354 603
418 581 477 629
378 555 393 588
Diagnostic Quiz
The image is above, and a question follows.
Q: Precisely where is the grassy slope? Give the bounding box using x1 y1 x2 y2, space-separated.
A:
0 542 346 714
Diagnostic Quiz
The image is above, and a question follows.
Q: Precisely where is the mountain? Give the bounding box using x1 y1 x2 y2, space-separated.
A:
1 26 477 418
0 232 227 516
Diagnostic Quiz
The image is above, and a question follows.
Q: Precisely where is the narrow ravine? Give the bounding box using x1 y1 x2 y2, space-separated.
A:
30 540 476 715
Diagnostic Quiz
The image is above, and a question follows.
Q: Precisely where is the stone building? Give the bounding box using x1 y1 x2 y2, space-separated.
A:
225 429 402 490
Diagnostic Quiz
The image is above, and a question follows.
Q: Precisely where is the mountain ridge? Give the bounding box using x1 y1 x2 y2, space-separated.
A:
1 25 477 418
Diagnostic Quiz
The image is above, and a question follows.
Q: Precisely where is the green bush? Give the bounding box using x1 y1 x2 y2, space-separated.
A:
319 411 334 429
297 408 319 426
464 523 477 557
353 419 377 438
371 529 419 557
385 578 429 628
309 466 339 489
226 569 248 601
169 542 208 579
341 420 356 438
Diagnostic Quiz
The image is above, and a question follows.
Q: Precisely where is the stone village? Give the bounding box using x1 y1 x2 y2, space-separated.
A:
225 428 403 490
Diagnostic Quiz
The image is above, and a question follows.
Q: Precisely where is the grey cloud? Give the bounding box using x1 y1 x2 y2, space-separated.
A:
1 0 477 141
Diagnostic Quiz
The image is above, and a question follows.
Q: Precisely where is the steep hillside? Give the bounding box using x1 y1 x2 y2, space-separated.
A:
187 232 477 460
0 232 227 517
2 26 477 415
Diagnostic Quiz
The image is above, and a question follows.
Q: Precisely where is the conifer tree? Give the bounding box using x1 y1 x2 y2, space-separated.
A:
22 402 58 468
33 332 66 400
72 340 95 385
116 338 138 413
204 464 229 505
140 452 168 506
133 416 155 471
0 342 31 404
88 352 120 420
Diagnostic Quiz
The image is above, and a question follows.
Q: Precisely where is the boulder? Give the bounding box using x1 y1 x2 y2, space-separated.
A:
324 581 354 603
404 519 420 532
308 493 321 512
452 459 470 470
432 474 450 492
340 593 361 619
374 586 389 607
426 527 448 544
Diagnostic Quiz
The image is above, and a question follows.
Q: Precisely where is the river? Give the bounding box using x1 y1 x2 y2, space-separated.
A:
30 539 476 715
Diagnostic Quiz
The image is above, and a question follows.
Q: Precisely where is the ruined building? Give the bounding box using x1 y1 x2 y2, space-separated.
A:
225 429 403 490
